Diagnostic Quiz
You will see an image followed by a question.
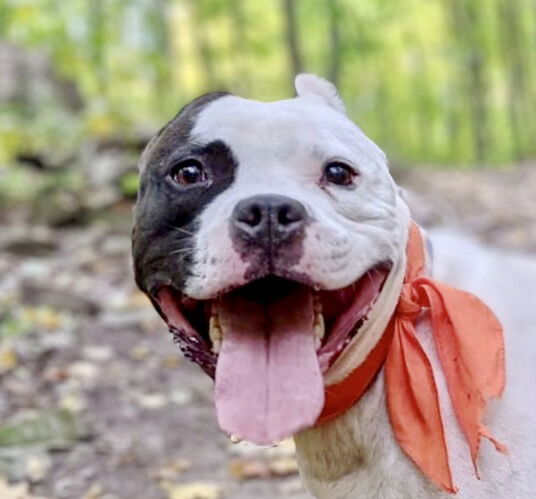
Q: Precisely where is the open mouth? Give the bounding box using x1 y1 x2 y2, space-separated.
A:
156 262 391 444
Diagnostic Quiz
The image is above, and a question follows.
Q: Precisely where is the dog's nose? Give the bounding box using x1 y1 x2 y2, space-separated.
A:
232 194 307 245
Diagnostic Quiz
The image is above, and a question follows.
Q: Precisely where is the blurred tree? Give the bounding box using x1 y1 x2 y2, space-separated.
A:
326 0 341 87
281 0 303 88
1 0 536 166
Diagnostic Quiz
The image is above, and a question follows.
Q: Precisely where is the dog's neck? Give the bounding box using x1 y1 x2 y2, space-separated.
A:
294 367 444 498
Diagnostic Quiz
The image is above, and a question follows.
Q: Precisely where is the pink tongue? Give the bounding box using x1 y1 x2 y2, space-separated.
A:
214 287 324 445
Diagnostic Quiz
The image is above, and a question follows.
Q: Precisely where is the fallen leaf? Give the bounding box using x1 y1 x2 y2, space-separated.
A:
161 355 181 369
228 455 299 480
228 459 270 480
59 392 87 413
82 482 103 499
0 344 18 374
41 366 69 383
161 481 221 499
268 457 299 476
130 345 150 361
149 457 192 481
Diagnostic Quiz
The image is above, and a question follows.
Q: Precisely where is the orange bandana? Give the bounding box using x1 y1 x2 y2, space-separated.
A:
316 223 506 493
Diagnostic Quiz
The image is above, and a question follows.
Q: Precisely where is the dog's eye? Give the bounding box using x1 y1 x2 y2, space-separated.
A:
323 162 356 186
170 160 207 186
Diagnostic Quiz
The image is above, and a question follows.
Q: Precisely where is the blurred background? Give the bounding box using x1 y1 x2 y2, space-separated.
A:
0 1 535 498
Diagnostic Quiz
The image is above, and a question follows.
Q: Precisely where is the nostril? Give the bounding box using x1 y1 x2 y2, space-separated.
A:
238 204 262 227
278 204 303 226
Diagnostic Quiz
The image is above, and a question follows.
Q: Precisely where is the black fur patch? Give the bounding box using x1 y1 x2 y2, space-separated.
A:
132 92 237 296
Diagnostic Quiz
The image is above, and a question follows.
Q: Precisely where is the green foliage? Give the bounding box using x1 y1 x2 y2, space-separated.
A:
1 0 536 166
119 170 140 198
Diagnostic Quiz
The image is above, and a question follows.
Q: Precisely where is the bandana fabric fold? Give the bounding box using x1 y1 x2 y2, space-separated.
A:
316 223 506 493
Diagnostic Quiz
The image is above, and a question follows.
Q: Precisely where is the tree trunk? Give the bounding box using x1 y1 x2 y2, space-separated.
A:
89 0 107 95
147 0 173 112
326 0 341 87
446 0 490 163
229 0 250 93
281 0 304 88
497 0 531 159
190 0 218 90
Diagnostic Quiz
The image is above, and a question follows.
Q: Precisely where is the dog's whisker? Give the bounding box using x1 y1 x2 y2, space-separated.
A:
162 223 195 236
169 247 195 256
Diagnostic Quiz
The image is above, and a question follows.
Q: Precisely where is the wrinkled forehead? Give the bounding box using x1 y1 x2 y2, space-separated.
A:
191 96 387 171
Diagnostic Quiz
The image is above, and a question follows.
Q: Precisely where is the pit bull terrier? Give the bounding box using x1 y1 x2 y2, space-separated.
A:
132 74 536 498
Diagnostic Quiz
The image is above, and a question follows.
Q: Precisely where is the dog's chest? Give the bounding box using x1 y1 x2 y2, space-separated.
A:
295 369 446 499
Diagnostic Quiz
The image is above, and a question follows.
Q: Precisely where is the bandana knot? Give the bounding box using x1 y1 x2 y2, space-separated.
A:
396 285 421 319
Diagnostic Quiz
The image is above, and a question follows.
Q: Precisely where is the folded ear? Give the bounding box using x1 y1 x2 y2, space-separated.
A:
294 74 346 114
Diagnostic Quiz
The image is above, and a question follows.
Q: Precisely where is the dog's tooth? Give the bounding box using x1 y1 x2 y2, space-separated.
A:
209 314 222 354
314 312 325 341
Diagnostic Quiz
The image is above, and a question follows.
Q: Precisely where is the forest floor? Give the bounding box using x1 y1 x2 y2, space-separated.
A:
0 164 535 499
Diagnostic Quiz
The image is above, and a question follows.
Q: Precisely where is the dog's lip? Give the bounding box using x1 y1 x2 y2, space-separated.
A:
154 260 392 375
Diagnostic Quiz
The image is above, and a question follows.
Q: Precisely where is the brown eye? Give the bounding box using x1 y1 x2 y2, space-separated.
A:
171 160 207 186
323 162 356 186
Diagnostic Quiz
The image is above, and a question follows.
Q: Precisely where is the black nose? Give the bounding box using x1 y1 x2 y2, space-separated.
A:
232 194 307 246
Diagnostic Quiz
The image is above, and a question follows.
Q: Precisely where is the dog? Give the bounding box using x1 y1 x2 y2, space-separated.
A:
132 74 536 498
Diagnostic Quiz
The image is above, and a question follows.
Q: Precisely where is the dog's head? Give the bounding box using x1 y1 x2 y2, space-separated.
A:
132 74 410 444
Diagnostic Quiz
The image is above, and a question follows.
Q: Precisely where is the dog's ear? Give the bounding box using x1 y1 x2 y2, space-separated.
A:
295 74 346 114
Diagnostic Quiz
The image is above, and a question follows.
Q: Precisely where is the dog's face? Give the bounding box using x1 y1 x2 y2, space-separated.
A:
132 75 409 445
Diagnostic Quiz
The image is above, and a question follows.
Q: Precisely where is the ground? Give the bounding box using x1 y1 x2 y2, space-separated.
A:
0 165 535 499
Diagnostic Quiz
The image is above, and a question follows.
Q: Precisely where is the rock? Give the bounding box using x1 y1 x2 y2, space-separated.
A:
98 235 130 258
82 346 113 363
279 478 306 495
67 361 100 384
0 476 47 499
0 449 50 483
1 231 58 257
133 393 168 410
21 282 100 316
25 454 51 483
170 389 192 407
